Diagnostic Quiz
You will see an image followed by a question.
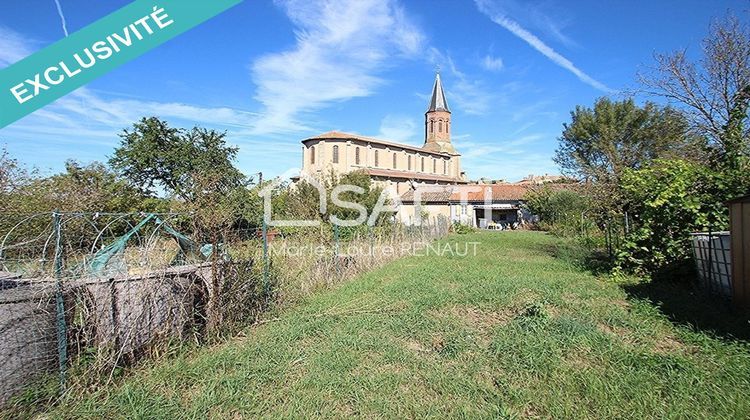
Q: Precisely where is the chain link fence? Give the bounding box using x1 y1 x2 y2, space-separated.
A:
0 211 450 409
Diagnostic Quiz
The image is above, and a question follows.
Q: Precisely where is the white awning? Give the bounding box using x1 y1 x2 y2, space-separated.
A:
473 204 518 210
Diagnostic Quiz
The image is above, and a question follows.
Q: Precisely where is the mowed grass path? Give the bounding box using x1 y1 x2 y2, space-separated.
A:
52 232 750 418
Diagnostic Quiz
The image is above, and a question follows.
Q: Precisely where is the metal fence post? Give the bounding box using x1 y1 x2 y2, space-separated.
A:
261 218 270 301
333 224 340 276
52 211 67 391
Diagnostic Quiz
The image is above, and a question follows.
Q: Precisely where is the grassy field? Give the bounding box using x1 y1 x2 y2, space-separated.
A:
46 231 750 418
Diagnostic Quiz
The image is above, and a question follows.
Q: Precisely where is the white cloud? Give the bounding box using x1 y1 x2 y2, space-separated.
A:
481 54 504 71
249 0 425 135
0 26 35 67
377 115 418 142
475 0 613 93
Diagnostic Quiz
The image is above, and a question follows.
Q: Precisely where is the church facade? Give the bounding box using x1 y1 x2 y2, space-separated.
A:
298 73 468 197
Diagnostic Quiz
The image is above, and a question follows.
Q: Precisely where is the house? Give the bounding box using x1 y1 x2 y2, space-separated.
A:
398 184 536 228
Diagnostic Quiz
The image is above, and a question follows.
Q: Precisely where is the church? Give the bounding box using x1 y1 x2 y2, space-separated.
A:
298 73 468 198
296 73 558 228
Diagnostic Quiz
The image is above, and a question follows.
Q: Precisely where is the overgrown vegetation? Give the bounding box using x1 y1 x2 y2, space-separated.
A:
39 232 750 418
530 14 750 281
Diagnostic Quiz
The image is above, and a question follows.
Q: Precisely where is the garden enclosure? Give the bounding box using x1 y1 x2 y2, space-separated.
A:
0 211 449 408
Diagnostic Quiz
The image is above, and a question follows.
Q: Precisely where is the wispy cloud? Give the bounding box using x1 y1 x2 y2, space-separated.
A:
427 48 494 115
481 54 504 71
52 0 69 37
0 26 35 66
475 0 613 93
249 0 425 135
377 114 418 142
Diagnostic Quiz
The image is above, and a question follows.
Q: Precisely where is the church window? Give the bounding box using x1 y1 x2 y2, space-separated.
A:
433 158 436 173
355 147 360 164
439 121 443 132
392 153 397 169
421 156 425 172
375 150 379 167
310 146 315 164
332 145 339 164
447 121 450 133
443 160 447 174
430 120 434 133
408 155 412 170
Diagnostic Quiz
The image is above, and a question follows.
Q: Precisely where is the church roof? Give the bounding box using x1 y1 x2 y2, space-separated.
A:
364 168 467 184
302 131 454 157
427 73 450 113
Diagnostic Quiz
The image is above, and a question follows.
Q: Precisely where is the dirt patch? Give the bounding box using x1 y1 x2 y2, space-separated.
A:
653 335 687 354
597 323 636 346
405 340 431 354
447 306 515 331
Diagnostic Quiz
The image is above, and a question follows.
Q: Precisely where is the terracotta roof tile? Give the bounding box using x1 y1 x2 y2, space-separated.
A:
401 184 574 203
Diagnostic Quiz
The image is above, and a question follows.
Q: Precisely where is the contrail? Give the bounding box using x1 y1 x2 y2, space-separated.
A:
53 0 69 37
475 0 613 93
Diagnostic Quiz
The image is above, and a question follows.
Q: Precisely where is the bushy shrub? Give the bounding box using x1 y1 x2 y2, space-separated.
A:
524 186 591 237
617 159 728 279
451 222 476 234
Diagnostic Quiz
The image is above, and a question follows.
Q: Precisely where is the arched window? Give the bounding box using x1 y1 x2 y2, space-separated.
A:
392 153 397 169
421 156 425 172
430 120 434 133
408 155 412 170
438 121 443 132
332 145 339 164
443 160 447 174
355 147 360 165
310 146 315 164
375 150 379 167
447 121 450 133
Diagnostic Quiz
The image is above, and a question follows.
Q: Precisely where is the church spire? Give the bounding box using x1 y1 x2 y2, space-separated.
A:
423 71 456 154
427 72 450 113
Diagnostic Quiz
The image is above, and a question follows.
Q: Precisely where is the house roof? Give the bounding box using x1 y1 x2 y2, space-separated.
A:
427 73 450 113
400 184 571 203
458 184 530 201
302 131 454 157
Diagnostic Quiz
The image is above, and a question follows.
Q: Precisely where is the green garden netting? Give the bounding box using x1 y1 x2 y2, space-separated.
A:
86 214 211 277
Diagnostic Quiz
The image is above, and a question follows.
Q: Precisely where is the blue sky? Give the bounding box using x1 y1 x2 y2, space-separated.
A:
0 0 746 182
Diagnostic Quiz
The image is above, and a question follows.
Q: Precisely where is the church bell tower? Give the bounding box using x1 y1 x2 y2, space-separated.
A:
423 72 456 154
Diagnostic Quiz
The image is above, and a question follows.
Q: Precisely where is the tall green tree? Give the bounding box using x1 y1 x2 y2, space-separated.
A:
554 97 697 184
109 117 246 201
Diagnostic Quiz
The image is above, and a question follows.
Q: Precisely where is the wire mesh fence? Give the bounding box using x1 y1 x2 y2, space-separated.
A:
0 211 450 409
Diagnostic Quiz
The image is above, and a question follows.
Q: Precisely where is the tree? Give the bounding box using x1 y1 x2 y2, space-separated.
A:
109 117 246 201
0 147 32 213
554 97 696 184
639 14 750 165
